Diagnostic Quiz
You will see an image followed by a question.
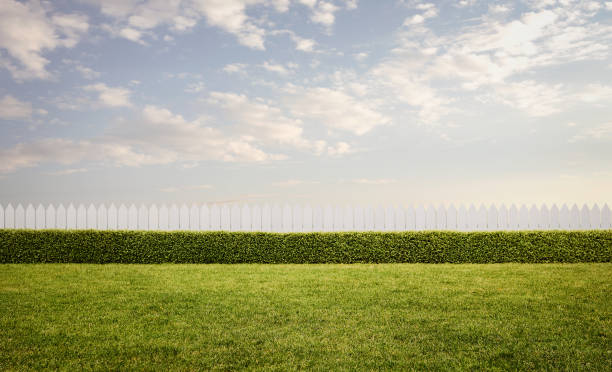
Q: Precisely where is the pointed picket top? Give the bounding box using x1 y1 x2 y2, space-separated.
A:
569 204 580 229
302 204 313 232
467 204 477 231
65 203 76 229
137 204 148 230
518 204 529 230
35 204 45 229
169 204 179 230
251 204 262 231
85 204 96 229
158 204 169 231
601 203 611 229
476 204 487 230
189 204 199 231
341 205 353 231
394 206 406 231
550 204 560 230
415 205 426 230
230 203 241 231
590 203 601 229
323 204 334 232
4 204 15 229
446 204 457 230
540 204 550 230
425 205 436 230
529 204 539 229
508 204 519 230
24 204 35 229
147 204 158 231
281 203 292 232
457 204 467 231
178 204 189 230
559 204 569 229
271 204 282 232
353 205 364 231
261 204 272 232
579 204 590 230
97 204 108 230
435 204 446 230
219 204 230 231
127 204 138 230
240 204 252 231
45 204 56 229
498 204 508 230
107 203 117 230
487 204 498 231
56 204 66 229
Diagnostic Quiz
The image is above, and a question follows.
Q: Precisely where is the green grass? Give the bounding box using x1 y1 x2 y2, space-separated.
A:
1 264 611 371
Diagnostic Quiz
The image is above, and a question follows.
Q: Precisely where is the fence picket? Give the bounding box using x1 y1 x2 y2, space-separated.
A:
35 204 45 229
272 205 282 232
446 204 457 230
487 205 497 230
138 205 148 230
425 205 436 230
590 204 601 229
602 204 611 229
97 204 107 230
528 205 539 229
550 204 560 229
179 204 189 230
303 204 313 232
159 204 169 231
149 204 158 230
221 205 230 231
108 204 117 230
46 204 56 229
569 205 580 229
2 202 611 232
25 204 35 229
283 204 293 232
293 204 303 232
231 204 241 231
169 204 179 230
5 204 15 228
200 204 210 230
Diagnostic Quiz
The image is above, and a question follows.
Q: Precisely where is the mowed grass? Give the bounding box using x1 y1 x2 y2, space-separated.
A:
1 264 610 371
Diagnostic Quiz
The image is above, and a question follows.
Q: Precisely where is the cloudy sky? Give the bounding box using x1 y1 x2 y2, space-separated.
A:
0 0 611 206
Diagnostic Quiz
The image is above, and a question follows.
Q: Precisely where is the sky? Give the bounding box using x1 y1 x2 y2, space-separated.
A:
0 0 611 207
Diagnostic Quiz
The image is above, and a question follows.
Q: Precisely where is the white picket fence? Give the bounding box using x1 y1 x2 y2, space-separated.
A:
0 203 610 232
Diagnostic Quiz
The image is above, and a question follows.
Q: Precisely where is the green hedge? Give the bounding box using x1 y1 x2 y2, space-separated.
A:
0 230 611 264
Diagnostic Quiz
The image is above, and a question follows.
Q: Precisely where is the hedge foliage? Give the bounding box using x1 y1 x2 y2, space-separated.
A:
0 230 610 264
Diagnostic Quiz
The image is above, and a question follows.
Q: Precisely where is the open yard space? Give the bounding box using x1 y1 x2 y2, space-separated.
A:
1 263 611 371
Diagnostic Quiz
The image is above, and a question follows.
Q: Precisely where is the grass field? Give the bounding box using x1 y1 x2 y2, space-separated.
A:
1 264 610 371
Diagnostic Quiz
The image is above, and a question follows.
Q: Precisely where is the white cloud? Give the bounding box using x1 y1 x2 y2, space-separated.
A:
327 141 352 156
222 63 247 74
83 83 132 108
271 179 319 187
261 61 296 76
285 87 390 135
0 0 89 80
0 95 32 120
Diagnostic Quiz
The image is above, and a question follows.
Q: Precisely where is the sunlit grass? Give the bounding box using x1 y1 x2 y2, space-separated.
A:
1 264 610 370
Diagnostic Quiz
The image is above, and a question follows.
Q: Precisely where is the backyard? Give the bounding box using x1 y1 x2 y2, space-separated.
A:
1 263 610 370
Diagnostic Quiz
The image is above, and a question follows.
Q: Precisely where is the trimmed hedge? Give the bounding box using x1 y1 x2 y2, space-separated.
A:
1 230 611 264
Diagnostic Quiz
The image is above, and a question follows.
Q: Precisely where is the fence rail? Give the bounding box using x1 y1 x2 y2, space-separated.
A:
0 203 610 232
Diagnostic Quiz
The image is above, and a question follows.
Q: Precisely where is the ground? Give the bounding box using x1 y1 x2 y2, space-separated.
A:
1 264 610 370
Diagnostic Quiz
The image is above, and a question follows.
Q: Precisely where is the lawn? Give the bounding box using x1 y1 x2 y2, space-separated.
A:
1 264 610 371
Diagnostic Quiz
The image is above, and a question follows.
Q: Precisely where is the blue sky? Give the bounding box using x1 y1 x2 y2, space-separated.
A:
0 0 611 206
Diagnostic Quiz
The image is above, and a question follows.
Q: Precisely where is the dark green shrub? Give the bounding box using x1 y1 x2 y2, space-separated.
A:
0 230 610 264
